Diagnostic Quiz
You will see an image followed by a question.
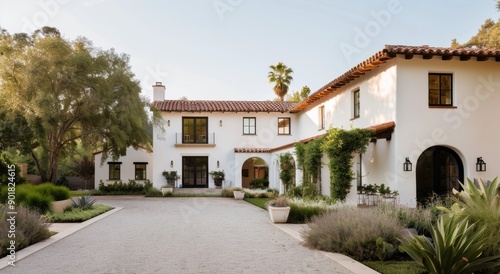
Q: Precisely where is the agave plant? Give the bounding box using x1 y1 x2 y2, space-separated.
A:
438 177 500 263
71 196 96 210
399 215 500 274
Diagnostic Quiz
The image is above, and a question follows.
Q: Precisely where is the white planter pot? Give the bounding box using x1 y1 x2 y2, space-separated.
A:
233 191 245 200
161 187 173 195
268 206 291 223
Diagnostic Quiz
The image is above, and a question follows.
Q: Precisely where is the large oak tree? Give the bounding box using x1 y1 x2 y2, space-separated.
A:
0 27 156 183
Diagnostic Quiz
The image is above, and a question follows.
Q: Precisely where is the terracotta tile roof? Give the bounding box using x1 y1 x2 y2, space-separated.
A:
291 45 500 112
234 122 396 154
153 100 298 113
234 148 271 153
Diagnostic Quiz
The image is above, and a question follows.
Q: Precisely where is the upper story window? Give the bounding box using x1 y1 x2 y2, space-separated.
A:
429 73 453 106
353 89 360 119
108 162 121 180
134 162 147 180
183 117 208 143
243 117 256 135
318 105 325 130
278 117 291 135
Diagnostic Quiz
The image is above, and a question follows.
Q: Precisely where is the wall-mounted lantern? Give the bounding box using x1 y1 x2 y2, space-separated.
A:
219 120 223 127
167 120 170 127
403 157 412 171
170 160 174 168
217 161 220 168
476 157 486 172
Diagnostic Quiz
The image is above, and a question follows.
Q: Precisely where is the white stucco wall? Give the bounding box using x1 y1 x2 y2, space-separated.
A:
394 56 500 206
152 111 299 189
94 147 153 188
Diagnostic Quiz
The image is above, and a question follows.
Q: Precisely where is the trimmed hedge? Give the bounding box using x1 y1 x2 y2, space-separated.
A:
0 183 71 213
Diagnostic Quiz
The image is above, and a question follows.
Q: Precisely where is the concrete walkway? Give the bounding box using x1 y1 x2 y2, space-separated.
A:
1 197 375 274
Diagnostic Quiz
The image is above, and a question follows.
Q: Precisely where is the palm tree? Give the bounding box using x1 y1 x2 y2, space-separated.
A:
268 62 293 101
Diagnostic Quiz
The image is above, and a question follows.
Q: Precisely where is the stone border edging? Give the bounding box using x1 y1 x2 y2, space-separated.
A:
0 207 122 269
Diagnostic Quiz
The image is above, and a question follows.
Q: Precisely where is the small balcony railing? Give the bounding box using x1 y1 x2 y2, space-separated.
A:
175 132 216 145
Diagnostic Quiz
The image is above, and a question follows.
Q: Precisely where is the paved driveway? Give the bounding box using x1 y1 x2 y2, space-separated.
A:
2 197 354 274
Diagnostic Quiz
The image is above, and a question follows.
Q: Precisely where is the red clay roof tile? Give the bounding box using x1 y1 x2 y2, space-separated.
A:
153 100 298 113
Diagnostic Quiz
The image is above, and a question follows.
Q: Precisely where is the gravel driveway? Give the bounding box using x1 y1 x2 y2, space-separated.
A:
1 196 354 274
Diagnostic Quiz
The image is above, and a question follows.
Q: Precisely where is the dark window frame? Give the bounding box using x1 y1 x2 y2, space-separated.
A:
243 117 256 135
278 117 291 135
318 105 325 130
182 117 208 144
353 89 360 119
134 162 147 180
428 73 453 107
108 162 122 180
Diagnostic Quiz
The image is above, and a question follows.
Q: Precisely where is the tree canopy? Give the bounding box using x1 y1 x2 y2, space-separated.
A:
0 26 157 183
268 62 293 101
451 18 500 49
285 85 311 102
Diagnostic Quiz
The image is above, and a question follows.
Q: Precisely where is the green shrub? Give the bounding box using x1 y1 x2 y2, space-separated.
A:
0 205 51 257
0 153 26 187
144 187 163 197
45 204 113 222
399 215 500 274
36 183 71 201
221 187 243 198
303 206 403 261
71 196 96 210
98 179 152 194
287 202 327 223
288 186 302 198
377 204 435 237
24 191 53 213
249 178 269 189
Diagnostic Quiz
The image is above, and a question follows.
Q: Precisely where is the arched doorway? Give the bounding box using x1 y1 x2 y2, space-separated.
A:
416 146 464 204
241 157 268 188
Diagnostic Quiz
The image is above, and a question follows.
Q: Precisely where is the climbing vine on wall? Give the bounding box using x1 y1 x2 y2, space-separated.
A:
322 127 374 202
279 152 295 192
294 139 323 197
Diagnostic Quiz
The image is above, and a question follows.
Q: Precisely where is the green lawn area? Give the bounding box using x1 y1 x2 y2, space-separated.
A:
45 204 113 222
244 198 270 210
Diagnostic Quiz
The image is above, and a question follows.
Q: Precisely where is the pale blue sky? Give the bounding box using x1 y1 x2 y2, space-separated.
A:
0 0 498 101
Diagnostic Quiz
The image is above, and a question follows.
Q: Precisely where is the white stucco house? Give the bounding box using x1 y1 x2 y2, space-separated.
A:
96 45 500 207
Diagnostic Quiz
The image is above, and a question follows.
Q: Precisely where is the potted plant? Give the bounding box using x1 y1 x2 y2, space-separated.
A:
232 187 245 200
266 196 290 223
209 170 225 188
364 184 379 205
379 184 398 205
162 171 180 194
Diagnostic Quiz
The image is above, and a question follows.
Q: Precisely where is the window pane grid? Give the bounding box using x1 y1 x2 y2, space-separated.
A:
243 117 256 135
429 73 453 106
278 118 291 135
182 117 208 143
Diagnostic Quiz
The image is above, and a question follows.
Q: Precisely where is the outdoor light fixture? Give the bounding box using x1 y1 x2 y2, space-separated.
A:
217 160 220 168
170 160 173 168
403 157 412 171
167 120 170 127
476 157 486 172
219 120 223 127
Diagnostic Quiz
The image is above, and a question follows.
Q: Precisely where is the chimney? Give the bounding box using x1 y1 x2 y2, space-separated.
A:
152 82 166 101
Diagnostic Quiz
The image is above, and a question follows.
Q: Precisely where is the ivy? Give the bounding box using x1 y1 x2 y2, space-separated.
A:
322 128 374 202
279 152 295 192
293 139 323 197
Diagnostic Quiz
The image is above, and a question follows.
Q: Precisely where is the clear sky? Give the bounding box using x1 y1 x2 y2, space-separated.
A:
0 0 499 101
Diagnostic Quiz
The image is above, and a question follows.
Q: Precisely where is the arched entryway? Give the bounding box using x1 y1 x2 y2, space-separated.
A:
241 157 268 188
416 146 464 204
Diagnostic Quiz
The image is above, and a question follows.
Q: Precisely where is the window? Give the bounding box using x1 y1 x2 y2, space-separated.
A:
108 162 121 180
318 105 325 130
182 156 208 188
429 73 452 106
134 162 147 180
243 117 256 135
182 117 208 143
278 117 291 135
353 89 360 118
